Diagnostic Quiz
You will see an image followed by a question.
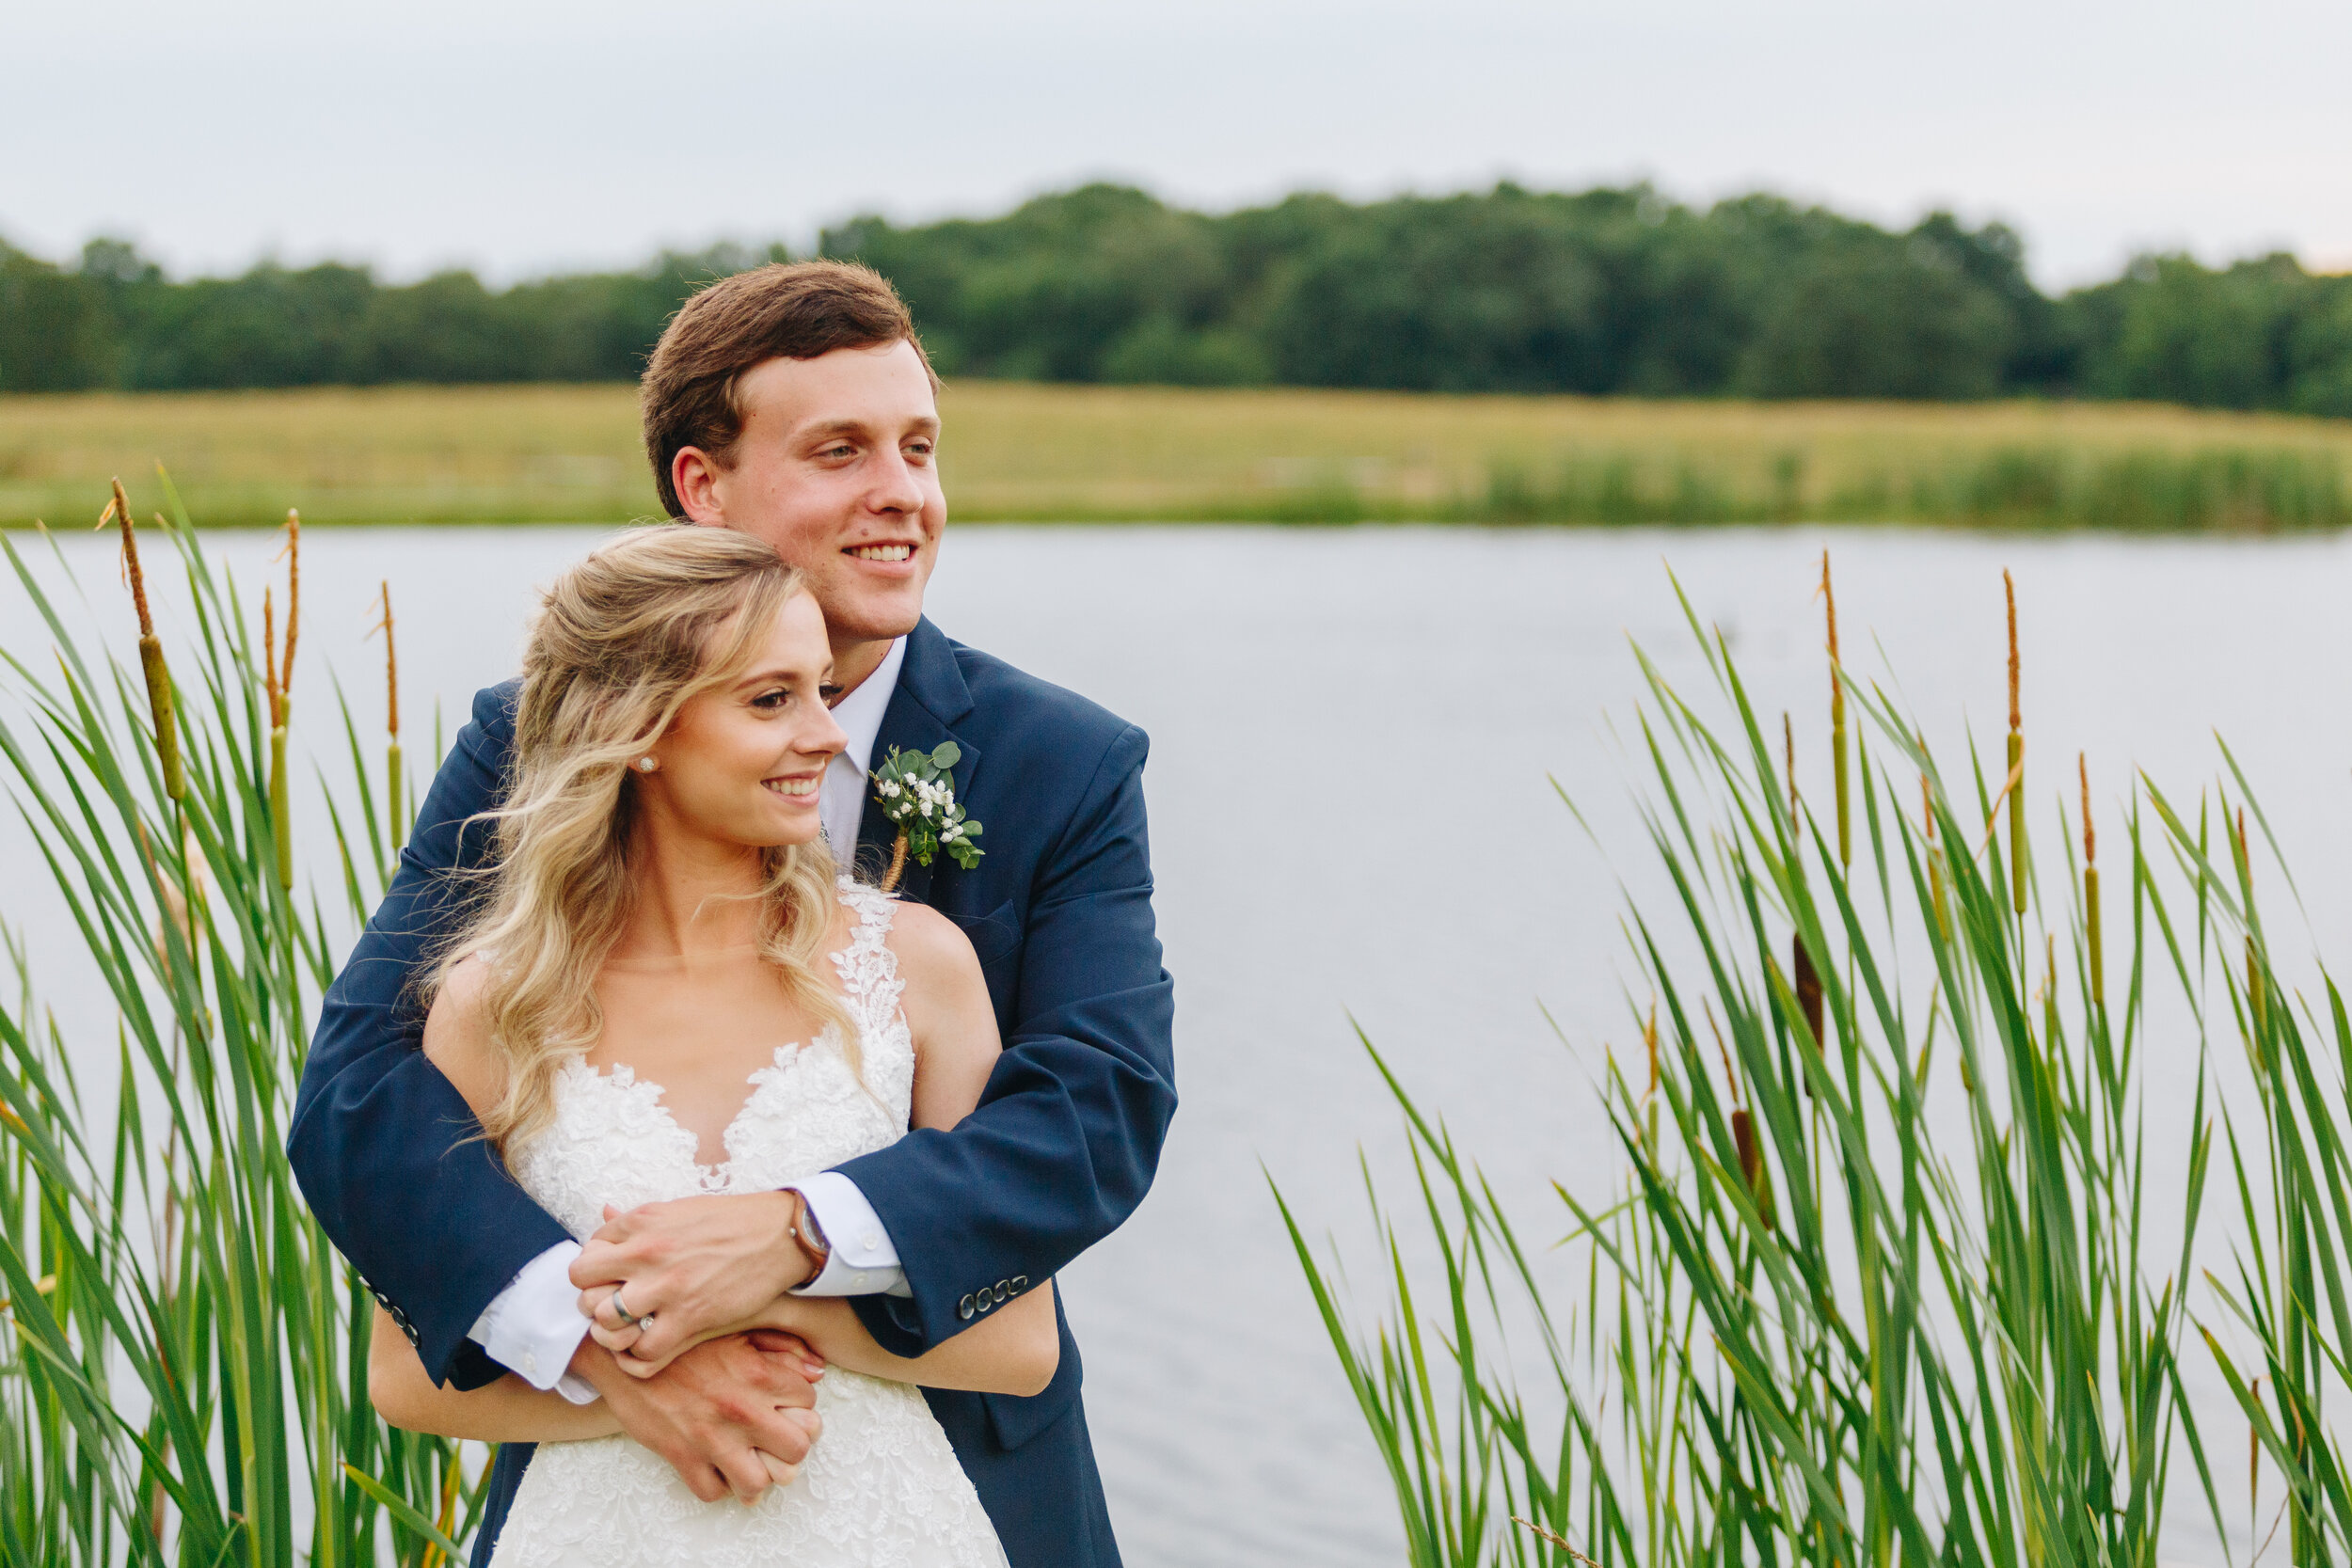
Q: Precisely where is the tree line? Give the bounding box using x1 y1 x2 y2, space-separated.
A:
4 182 2348 414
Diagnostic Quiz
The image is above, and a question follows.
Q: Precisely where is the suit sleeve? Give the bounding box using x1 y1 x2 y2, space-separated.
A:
839 723 1177 1356
288 683 573 1388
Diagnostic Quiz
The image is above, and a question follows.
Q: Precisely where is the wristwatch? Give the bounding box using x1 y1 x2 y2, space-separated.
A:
788 1190 831 1288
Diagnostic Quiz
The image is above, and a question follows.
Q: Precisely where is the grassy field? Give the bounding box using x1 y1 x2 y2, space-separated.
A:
6 381 2352 530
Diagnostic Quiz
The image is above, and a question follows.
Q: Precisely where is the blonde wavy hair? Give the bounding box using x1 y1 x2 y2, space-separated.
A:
433 525 858 1155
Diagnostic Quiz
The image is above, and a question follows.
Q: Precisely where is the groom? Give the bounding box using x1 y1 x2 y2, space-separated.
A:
289 261 1177 1566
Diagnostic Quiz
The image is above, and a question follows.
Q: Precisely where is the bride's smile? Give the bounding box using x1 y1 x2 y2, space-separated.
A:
629 589 846 855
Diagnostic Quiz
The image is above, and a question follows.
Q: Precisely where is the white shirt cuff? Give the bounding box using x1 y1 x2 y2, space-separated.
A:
787 1171 911 1297
468 1241 596 1401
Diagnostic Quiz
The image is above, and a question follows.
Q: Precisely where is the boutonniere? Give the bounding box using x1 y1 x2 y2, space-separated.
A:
870 742 984 891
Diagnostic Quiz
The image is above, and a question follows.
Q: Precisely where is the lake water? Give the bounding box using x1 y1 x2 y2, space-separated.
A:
9 521 2352 1563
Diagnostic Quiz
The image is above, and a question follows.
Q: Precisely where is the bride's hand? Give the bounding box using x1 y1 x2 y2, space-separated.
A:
586 1290 825 1387
572 1193 825 1372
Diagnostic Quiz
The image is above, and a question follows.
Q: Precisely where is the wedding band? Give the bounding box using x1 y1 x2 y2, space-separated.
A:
609 1288 642 1329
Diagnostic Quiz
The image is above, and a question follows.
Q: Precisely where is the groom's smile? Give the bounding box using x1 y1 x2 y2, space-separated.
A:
671 338 947 700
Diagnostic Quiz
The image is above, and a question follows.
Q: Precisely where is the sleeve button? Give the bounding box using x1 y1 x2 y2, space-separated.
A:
958 1293 976 1321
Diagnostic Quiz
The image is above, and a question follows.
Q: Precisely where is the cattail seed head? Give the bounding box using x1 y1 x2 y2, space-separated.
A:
377 579 404 845
2079 754 2096 865
280 510 300 705
106 480 183 801
1793 934 1824 1073
107 481 156 640
262 587 279 723
1732 1107 1776 1231
1784 712 1799 824
2004 569 2021 733
378 580 400 741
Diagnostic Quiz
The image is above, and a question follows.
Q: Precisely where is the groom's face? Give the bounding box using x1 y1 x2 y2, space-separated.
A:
687 340 946 653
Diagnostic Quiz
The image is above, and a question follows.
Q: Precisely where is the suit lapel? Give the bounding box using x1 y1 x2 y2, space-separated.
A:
855 618 980 906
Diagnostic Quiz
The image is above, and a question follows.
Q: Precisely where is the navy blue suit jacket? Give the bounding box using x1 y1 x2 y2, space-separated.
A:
289 618 1178 1568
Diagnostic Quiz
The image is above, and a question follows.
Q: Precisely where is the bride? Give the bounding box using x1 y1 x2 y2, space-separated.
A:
365 526 1046 1565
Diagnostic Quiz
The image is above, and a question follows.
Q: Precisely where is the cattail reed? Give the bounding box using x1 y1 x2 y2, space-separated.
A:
2238 808 2265 1039
2042 935 2059 1053
104 480 183 802
1642 1002 1661 1155
1924 769 1951 940
2005 571 2026 915
2082 754 2103 1006
1822 551 1849 867
263 512 299 889
1713 1010 1775 1230
1732 1106 1776 1231
377 580 404 843
1786 717 1823 1081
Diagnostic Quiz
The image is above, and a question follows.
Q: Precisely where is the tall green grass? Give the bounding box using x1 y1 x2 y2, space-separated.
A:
1467 445 2349 530
8 384 2351 531
1280 569 2352 1564
0 479 485 1564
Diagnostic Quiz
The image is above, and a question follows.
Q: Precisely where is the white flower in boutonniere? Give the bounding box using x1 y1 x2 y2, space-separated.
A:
869 742 984 891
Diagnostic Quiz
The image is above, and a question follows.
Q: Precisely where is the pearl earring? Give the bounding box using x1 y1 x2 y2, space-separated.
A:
635 756 658 773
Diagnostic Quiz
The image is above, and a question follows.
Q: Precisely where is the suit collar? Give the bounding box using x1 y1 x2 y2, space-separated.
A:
853 618 979 903
894 617 974 726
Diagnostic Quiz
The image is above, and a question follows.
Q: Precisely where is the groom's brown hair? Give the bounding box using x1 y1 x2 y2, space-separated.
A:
641 261 938 516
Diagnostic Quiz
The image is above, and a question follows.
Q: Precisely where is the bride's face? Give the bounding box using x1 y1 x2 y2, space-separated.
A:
639 591 847 850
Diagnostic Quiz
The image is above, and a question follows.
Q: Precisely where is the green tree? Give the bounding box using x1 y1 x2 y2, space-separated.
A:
2078 252 2310 408
0 240 113 391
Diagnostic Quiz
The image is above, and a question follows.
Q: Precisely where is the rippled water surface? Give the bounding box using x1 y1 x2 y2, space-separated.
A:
10 523 2352 1564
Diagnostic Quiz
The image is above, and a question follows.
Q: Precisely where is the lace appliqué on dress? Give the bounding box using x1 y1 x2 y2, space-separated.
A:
491 881 1004 1568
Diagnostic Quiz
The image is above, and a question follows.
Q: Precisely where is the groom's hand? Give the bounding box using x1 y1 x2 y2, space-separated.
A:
571 1194 821 1374
570 1332 822 1505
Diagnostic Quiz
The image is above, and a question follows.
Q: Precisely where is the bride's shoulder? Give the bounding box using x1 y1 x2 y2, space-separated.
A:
878 898 983 989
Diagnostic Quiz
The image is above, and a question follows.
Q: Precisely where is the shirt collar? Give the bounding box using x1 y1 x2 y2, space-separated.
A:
831 636 908 777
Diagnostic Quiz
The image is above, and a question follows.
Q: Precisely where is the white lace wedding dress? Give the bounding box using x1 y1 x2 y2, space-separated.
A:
489 881 1008 1567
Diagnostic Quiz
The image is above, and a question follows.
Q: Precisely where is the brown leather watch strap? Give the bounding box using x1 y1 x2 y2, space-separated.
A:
786 1189 831 1289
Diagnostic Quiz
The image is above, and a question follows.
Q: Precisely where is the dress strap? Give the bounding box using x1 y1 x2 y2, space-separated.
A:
834 876 898 934
831 878 906 1045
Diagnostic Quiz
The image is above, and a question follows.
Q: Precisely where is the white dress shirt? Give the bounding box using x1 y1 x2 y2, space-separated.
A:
469 636 913 1397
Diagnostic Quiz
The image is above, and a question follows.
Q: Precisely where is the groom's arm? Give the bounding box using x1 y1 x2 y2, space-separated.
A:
840 721 1176 1357
289 682 574 1388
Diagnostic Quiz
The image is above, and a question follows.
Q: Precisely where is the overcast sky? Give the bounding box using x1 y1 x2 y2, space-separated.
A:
9 0 2347 290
